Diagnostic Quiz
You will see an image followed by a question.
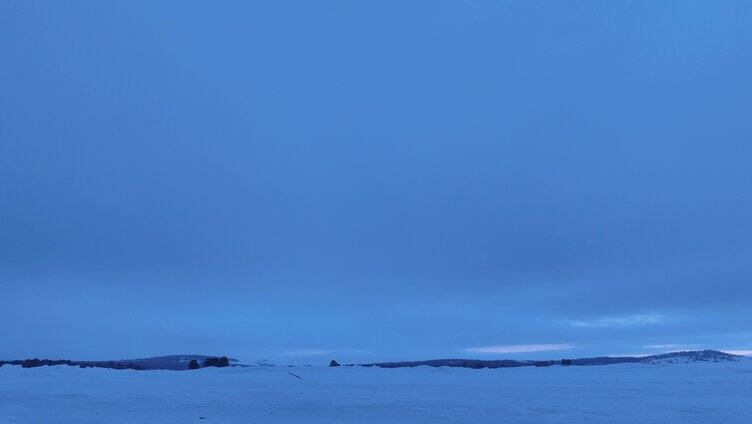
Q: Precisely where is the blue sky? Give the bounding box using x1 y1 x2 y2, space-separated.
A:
2 1 751 363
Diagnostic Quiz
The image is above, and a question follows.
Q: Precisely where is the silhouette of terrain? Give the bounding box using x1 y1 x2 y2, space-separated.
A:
360 350 741 369
0 355 237 370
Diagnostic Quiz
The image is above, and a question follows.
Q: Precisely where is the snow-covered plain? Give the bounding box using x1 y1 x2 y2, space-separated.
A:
1 360 751 423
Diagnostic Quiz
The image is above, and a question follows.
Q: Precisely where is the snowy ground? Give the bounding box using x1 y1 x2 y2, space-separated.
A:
1 360 751 423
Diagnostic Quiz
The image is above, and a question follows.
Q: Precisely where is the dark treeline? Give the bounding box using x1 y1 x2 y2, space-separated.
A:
359 350 739 370
0 359 144 370
185 356 231 369
362 359 528 369
201 356 230 368
0 355 232 371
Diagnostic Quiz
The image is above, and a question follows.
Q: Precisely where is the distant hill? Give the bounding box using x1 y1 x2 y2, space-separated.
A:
642 350 741 365
361 350 742 370
0 355 239 371
113 355 239 370
362 359 529 369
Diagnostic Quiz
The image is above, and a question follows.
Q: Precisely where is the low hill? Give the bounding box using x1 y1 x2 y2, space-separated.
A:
114 355 239 370
0 355 239 370
361 350 742 370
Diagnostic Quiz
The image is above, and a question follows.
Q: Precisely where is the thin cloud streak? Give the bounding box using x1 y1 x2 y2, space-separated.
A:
280 350 334 357
605 352 652 358
280 349 368 357
722 350 752 357
571 314 663 328
642 344 696 352
465 343 574 354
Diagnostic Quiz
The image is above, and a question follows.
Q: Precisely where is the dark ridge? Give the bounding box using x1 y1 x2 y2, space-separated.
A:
0 359 145 370
569 356 645 366
361 359 530 369
0 355 238 371
645 350 741 363
361 350 741 370
121 355 238 370
202 356 230 368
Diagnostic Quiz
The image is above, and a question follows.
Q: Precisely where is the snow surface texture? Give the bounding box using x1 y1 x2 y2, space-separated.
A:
1 360 751 423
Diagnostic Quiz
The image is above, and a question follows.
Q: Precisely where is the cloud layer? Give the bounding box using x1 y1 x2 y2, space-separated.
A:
1 1 751 361
465 344 575 354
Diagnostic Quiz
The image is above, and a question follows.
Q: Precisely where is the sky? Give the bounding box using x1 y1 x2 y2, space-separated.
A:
1 1 751 363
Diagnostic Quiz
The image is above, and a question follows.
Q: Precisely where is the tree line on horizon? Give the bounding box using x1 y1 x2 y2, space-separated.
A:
188 356 230 369
0 356 231 371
